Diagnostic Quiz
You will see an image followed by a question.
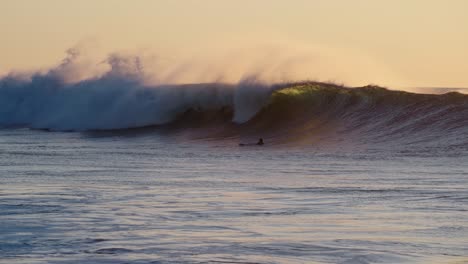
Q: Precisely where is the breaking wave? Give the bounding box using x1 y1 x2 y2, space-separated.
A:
0 54 275 131
1 55 467 148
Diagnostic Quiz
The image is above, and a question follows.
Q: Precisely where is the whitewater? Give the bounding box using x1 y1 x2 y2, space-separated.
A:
1 54 468 264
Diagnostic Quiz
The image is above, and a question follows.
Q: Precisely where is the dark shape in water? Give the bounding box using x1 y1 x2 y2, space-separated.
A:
239 138 264 146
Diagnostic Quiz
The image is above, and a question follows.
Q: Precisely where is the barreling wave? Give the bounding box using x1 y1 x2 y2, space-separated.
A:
1 64 468 147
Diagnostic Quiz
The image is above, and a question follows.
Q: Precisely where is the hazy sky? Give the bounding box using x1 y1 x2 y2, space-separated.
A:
1 0 467 87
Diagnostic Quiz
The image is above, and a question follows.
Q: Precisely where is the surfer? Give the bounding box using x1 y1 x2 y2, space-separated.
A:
257 138 264 145
239 138 264 146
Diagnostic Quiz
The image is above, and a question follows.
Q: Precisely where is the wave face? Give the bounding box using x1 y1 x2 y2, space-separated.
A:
1 68 468 147
247 84 468 147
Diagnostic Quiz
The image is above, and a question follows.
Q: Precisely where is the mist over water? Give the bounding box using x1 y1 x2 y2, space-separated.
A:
1 47 467 136
0 42 410 132
0 49 278 131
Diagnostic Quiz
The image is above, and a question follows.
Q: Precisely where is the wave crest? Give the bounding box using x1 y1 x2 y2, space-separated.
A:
1 60 467 148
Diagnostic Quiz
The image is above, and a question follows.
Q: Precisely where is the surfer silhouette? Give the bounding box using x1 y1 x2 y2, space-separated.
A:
257 138 264 145
239 138 264 146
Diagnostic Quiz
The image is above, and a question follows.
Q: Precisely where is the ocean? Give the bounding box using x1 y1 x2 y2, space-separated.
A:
1 71 468 263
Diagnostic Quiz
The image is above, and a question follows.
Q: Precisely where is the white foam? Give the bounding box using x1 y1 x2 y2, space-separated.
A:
0 55 272 131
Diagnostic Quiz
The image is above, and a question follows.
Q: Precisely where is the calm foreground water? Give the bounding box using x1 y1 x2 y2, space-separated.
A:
1 128 467 264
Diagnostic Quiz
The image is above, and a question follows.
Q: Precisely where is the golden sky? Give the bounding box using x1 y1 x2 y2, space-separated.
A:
1 0 467 87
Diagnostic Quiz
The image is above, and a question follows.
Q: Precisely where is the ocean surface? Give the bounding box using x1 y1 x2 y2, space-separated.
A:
1 64 468 263
1 127 467 264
